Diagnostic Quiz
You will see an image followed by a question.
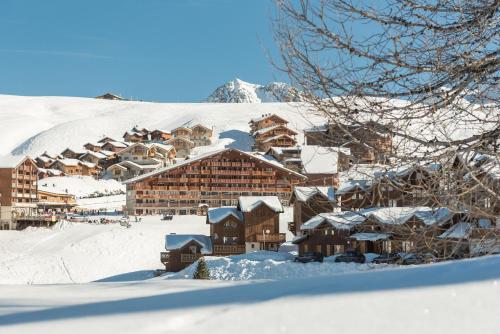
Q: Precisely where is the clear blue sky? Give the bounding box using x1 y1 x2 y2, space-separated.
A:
0 0 284 102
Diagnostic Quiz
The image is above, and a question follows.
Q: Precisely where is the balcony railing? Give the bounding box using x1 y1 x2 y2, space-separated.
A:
160 252 170 264
213 244 245 254
181 253 202 263
256 233 286 243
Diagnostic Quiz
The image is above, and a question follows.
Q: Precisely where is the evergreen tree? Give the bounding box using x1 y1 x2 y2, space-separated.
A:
193 257 210 280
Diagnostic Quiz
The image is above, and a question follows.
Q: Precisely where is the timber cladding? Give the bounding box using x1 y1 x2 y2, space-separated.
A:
126 149 306 215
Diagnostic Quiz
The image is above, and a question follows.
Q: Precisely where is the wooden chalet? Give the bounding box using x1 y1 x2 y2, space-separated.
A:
83 142 104 152
164 137 194 158
97 137 119 144
304 121 393 164
207 207 246 255
37 189 77 212
190 124 213 146
150 130 172 142
101 141 129 153
37 168 64 180
238 196 286 251
160 234 212 272
171 126 192 139
290 186 337 235
0 156 39 230
60 148 85 160
123 130 148 143
124 148 306 216
293 206 458 258
35 156 55 169
267 145 351 186
49 159 83 176
249 114 289 134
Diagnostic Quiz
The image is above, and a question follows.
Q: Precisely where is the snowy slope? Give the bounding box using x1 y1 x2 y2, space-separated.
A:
0 94 318 158
0 255 498 334
206 78 302 103
38 176 124 198
0 215 210 284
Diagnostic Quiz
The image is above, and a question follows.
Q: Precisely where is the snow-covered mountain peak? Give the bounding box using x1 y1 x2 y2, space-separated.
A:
205 78 302 103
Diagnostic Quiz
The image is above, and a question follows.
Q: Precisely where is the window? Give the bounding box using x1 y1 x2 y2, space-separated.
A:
401 241 413 252
316 245 322 253
382 241 392 253
389 199 397 207
334 245 344 254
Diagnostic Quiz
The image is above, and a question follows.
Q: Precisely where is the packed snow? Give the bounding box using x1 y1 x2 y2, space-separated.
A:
0 215 209 284
0 255 498 334
166 251 387 280
38 176 124 198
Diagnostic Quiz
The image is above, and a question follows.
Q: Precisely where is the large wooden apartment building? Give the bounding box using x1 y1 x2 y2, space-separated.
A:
124 148 306 215
0 156 39 230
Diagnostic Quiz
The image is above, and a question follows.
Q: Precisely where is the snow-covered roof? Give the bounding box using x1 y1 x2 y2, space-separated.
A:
238 196 284 213
165 136 194 145
36 156 54 163
53 159 81 166
0 156 34 169
250 113 288 124
190 124 212 132
80 161 97 168
336 179 372 195
99 150 115 157
350 232 391 241
301 210 370 231
300 145 340 174
262 134 296 143
172 126 193 133
254 124 297 136
38 168 64 176
438 222 472 239
369 207 453 226
81 151 107 159
105 141 128 148
293 186 335 203
124 148 306 184
164 234 212 254
301 206 453 231
207 207 244 224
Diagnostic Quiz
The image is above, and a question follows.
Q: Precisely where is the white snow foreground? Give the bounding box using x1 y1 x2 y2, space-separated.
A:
0 255 498 334
0 216 210 284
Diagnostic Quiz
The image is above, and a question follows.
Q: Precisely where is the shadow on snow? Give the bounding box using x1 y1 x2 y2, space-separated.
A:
1 255 499 327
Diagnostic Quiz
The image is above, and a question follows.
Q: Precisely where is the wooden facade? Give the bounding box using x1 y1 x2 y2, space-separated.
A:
125 148 306 216
305 121 393 163
0 157 39 230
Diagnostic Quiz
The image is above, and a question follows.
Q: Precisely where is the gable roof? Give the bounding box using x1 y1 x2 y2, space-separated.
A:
292 186 335 203
254 124 297 136
165 137 194 145
250 113 288 124
207 207 244 224
123 148 307 184
51 159 81 167
238 196 284 213
164 234 212 254
262 134 297 144
172 126 193 133
190 124 212 132
301 206 454 231
0 156 36 169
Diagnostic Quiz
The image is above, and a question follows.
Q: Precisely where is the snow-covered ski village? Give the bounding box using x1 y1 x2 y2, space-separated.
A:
0 1 498 334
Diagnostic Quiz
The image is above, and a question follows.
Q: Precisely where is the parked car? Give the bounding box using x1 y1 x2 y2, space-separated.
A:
294 252 324 263
400 253 436 265
372 253 402 264
334 250 366 263
162 214 173 221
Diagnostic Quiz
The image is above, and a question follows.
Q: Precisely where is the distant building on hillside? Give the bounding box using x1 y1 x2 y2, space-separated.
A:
249 114 298 152
95 93 126 101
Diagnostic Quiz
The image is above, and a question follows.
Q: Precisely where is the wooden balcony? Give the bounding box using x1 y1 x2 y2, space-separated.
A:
181 253 202 263
213 244 246 254
256 233 286 243
160 252 170 264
